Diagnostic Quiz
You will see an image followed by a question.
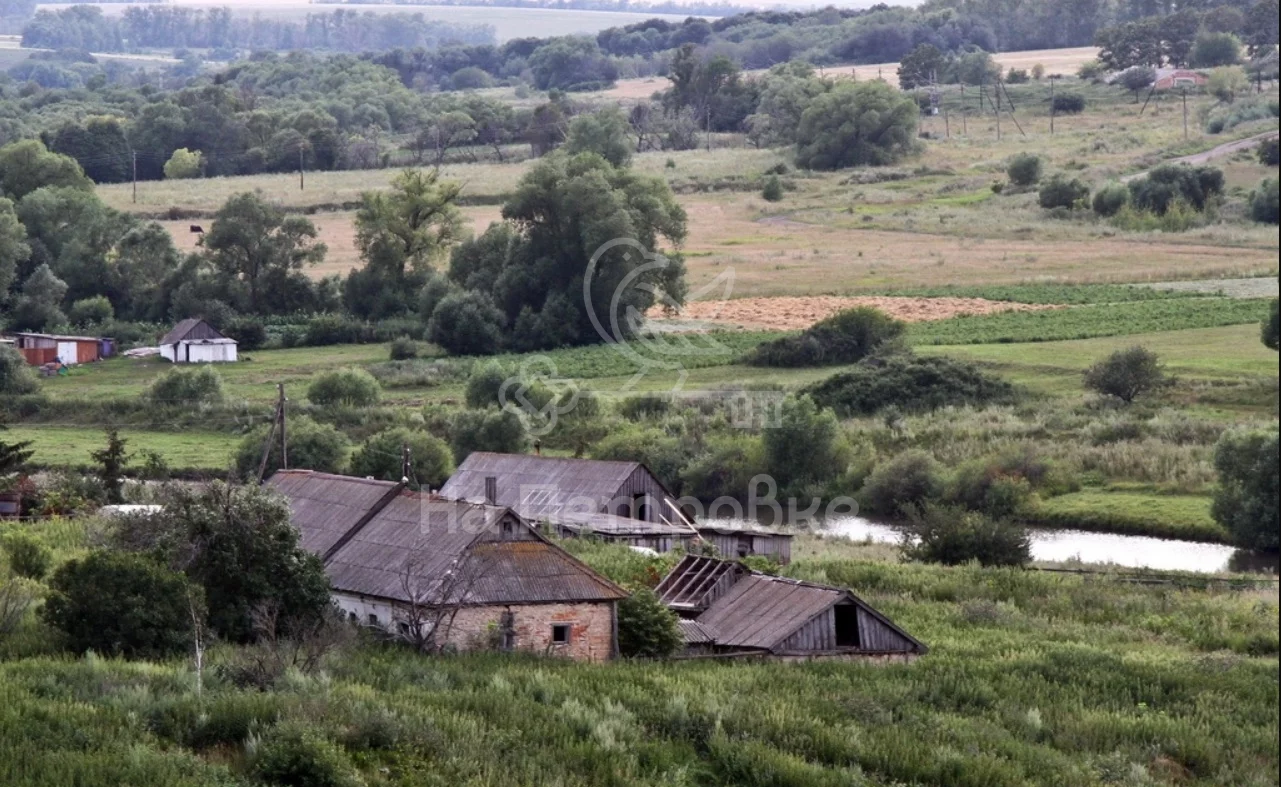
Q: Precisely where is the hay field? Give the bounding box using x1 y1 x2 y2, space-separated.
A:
603 46 1102 99
33 1 696 42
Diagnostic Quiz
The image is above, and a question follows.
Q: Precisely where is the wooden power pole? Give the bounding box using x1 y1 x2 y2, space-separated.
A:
278 383 288 470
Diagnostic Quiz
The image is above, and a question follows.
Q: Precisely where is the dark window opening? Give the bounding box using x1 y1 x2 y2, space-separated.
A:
737 535 753 558
398 622 410 637
501 518 515 537
367 613 379 627
499 611 516 651
834 605 860 649
551 624 571 645
633 494 651 522
348 611 357 623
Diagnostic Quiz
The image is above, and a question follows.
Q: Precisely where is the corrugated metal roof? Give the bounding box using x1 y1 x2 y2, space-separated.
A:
440 452 648 516
553 510 694 537
677 619 716 645
697 575 843 650
160 318 228 346
267 470 401 557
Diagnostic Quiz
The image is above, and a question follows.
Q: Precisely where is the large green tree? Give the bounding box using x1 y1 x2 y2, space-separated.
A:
203 192 326 314
0 140 92 201
0 197 29 302
1212 430 1279 552
795 81 918 171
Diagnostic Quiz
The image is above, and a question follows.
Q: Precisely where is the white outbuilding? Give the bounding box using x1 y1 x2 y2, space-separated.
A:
159 318 238 364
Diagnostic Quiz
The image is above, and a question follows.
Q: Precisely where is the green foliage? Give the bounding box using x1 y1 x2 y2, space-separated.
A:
66 295 113 327
147 365 225 406
126 482 332 643
162 148 203 180
349 427 453 490
0 346 38 396
41 550 195 658
223 316 267 351
1249 177 1279 224
447 408 528 464
1260 137 1280 166
745 307 906 367
616 589 682 659
1192 32 1242 67
1005 153 1043 187
388 336 419 361
465 361 511 409
860 450 944 516
1212 429 1279 552
803 353 1017 417
428 290 506 356
1091 182 1130 216
250 722 362 787
1204 94 1279 133
1129 163 1224 214
0 139 92 201
1050 93 1086 114
1037 173 1090 209
1109 199 1206 232
307 368 381 407
761 174 784 202
564 106 633 168
1083 346 1168 403
1264 299 1279 350
679 433 765 502
2 533 51 580
761 395 845 495
1208 65 1249 102
204 192 326 315
0 421 35 477
903 504 1032 567
234 416 350 479
794 81 918 171
590 425 685 494
1117 66 1156 97
90 428 128 505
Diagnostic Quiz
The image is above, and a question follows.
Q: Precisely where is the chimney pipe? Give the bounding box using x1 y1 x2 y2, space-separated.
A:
484 476 498 506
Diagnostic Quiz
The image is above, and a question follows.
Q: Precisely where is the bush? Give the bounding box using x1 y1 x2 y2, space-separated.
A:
0 346 38 396
1038 173 1090 209
41 550 195 658
948 461 1035 518
1109 199 1206 232
803 353 1016 417
304 313 370 347
1249 177 1279 224
1208 65 1248 103
1264 299 1279 350
447 408 529 463
860 450 944 516
1204 94 1279 133
307 368 381 407
465 361 511 409
1091 182 1130 216
163 147 203 179
617 588 682 658
1076 60 1104 80
389 336 419 361
761 174 784 202
349 427 453 490
67 296 113 327
745 307 906 368
224 317 267 351
795 80 918 170
250 722 362 787
427 290 505 356
1005 67 1029 84
148 365 225 406
1051 93 1086 114
1083 346 1167 403
234 416 350 479
903 504 1031 567
1005 153 1043 187
1129 164 1224 214
1193 32 1241 67
761 395 845 495
2 533 51 580
1212 429 1278 551
1259 138 1279 167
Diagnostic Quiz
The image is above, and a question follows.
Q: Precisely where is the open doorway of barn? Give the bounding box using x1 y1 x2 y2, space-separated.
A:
834 604 861 649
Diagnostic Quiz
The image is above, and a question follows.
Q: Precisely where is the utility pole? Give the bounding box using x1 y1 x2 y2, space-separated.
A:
705 106 711 152
401 442 412 484
132 150 138 204
298 143 305 191
255 394 282 483
962 108 967 136
277 383 288 471
999 78 1026 137
1182 88 1188 140
943 107 950 139
1049 77 1056 135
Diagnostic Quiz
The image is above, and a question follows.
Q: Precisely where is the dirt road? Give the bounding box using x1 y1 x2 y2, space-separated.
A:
1122 130 1279 182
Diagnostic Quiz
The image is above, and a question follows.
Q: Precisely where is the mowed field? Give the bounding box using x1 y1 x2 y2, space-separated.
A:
33 1 698 42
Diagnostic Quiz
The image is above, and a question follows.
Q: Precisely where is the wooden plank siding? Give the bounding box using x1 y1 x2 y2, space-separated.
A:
779 608 836 652
857 606 916 652
609 465 673 523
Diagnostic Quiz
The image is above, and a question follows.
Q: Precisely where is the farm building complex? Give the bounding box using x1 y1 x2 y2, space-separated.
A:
4 332 113 366
440 452 793 562
655 555 926 660
159 318 238 363
270 470 628 662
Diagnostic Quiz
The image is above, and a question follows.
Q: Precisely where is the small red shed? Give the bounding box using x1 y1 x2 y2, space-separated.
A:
9 332 102 366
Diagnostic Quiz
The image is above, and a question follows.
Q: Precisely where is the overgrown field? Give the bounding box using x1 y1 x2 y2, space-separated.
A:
0 521 1276 787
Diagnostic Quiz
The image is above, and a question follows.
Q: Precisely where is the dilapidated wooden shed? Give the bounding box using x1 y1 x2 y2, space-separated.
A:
655 555 925 660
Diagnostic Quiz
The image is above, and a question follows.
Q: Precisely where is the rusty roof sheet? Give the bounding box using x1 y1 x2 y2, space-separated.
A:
321 491 626 605
440 452 646 513
267 470 400 557
696 575 843 650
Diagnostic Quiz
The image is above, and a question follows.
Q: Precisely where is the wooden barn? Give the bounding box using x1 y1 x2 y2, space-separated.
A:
160 318 238 364
655 555 926 661
270 470 628 662
7 332 102 366
439 453 793 562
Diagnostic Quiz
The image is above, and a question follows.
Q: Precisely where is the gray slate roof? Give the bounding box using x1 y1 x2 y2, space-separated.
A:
439 452 649 516
160 318 229 346
268 471 400 557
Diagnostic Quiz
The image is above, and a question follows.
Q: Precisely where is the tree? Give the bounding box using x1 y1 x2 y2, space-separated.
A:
0 139 92 200
68 296 112 327
528 37 617 91
952 51 1001 86
1249 177 1279 224
1083 346 1167 403
1129 164 1224 214
42 551 196 658
0 198 28 302
761 174 784 202
0 420 35 476
233 416 350 480
746 307 907 367
45 116 132 184
306 368 381 407
91 428 128 504
903 504 1031 567
203 192 326 314
794 81 918 171
564 106 633 168
1212 430 1278 552
1092 182 1130 216
898 43 945 90
762 395 845 495
860 450 944 516
448 408 528 463
1006 153 1043 186
7 264 68 332
1264 299 1279 350
1038 173 1090 209
616 589 682 658
1244 0 1279 58
428 290 506 356
663 44 751 131
115 482 332 643
1118 66 1156 101
743 61 826 148
1207 66 1248 103
418 111 477 167
0 346 38 397
163 148 204 179
1192 32 1242 68
349 427 453 490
